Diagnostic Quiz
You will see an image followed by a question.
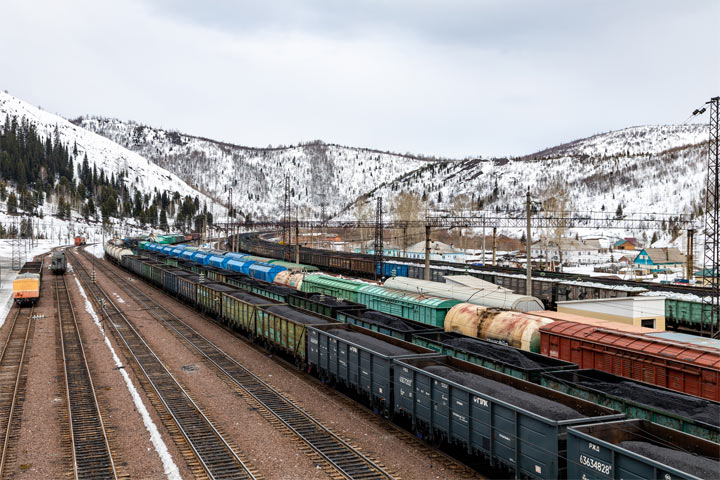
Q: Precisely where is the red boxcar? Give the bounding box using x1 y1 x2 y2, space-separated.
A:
540 321 720 401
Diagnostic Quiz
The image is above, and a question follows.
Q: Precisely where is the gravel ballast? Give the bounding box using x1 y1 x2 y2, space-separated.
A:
263 304 334 325
424 365 586 420
443 337 543 370
618 441 720 479
325 329 415 356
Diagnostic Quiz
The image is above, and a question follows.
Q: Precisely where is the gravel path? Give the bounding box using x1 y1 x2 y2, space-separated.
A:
104 258 477 480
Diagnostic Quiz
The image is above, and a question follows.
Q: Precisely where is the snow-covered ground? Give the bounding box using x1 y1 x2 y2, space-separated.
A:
0 239 59 327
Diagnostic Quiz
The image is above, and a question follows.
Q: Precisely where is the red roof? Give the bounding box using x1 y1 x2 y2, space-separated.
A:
540 321 720 369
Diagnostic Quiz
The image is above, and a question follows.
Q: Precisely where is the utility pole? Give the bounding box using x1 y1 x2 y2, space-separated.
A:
295 206 300 264
686 228 695 281
424 224 431 280
702 96 720 337
227 187 233 251
526 190 532 296
482 215 486 265
283 175 291 260
374 197 384 279
491 226 497 266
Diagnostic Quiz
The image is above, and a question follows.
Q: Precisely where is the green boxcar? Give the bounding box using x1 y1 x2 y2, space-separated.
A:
542 370 719 443
141 261 163 282
256 305 338 365
336 309 441 342
356 285 461 327
300 275 368 303
166 257 179 267
411 331 577 383
665 298 705 329
288 293 365 319
221 291 276 331
197 282 238 317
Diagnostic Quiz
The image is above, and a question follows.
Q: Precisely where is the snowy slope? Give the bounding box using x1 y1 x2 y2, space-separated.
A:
527 124 708 158
74 116 436 220
0 92 225 217
74 106 708 241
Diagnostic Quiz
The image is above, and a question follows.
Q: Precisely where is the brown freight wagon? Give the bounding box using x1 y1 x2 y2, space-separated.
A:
540 320 720 401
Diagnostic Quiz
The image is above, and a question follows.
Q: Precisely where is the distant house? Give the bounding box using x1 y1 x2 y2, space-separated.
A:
530 238 601 265
617 255 634 264
403 240 465 261
614 238 640 251
633 247 686 272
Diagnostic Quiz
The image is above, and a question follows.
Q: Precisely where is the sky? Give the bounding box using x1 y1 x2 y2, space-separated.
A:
1 0 718 158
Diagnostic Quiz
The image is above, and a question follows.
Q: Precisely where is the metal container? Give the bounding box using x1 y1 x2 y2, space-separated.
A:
256 304 338 365
288 293 365 319
541 369 720 443
357 285 461 327
197 282 238 317
336 309 440 342
221 290 279 331
540 320 720 401
307 323 434 414
567 419 720 480
444 304 552 352
413 331 577 383
394 355 624 480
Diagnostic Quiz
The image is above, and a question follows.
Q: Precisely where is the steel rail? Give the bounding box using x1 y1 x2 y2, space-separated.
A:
88 249 395 480
56 273 118 480
69 251 257 480
0 305 34 478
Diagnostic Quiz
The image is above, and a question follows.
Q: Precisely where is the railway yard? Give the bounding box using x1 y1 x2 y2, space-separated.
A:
0 246 480 480
0 234 718 480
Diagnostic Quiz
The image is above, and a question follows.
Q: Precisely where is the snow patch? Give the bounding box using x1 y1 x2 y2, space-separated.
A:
72 269 181 480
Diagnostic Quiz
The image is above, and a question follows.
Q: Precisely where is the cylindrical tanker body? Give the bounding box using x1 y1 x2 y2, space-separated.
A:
105 241 134 263
444 303 553 352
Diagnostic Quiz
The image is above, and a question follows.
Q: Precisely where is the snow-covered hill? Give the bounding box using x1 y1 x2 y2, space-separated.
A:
527 124 708 159
74 116 438 220
0 92 226 218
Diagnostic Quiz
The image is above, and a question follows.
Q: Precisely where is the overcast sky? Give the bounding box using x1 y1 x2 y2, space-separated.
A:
1 0 718 157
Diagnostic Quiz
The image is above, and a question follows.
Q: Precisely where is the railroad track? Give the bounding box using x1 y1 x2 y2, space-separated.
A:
81 249 396 480
55 273 118 479
0 305 35 479
68 250 259 480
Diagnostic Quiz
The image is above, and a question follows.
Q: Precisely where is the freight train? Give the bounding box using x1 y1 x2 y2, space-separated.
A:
12 260 43 305
129 240 720 401
104 242 720 480
233 231 713 334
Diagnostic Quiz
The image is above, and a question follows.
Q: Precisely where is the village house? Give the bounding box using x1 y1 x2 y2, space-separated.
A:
530 238 602 265
633 247 686 273
613 237 640 251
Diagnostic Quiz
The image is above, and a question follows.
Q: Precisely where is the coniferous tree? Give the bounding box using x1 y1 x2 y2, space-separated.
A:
7 192 18 213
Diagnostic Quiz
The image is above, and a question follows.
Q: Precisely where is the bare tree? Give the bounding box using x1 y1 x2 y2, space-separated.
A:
393 191 424 255
541 181 573 267
354 200 373 253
